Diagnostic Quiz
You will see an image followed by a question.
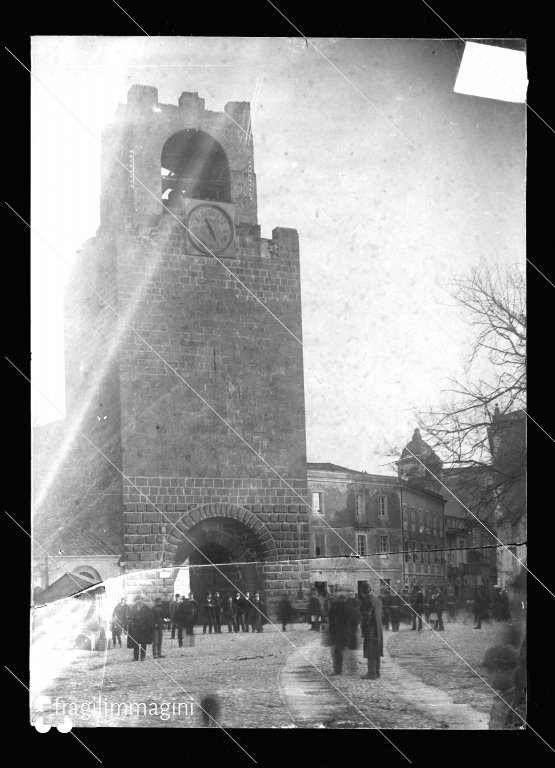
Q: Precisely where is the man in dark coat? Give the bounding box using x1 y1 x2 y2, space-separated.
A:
277 595 294 632
308 589 322 631
436 587 446 631
474 587 486 629
127 595 153 661
151 597 167 659
423 590 431 625
213 591 223 633
183 592 198 637
175 596 187 647
360 584 383 679
401 588 412 626
327 591 360 675
169 594 180 639
248 592 266 632
240 591 252 632
233 591 245 631
381 588 391 631
111 598 128 648
410 587 424 631
202 592 216 634
222 595 239 633
175 594 197 646
389 592 401 632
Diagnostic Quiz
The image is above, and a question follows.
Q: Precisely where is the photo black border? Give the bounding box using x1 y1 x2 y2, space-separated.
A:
7 1 549 764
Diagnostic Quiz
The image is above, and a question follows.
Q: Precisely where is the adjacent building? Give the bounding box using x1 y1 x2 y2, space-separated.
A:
307 461 446 596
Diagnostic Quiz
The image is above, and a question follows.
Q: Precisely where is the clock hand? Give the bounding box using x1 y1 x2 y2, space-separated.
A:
205 220 216 240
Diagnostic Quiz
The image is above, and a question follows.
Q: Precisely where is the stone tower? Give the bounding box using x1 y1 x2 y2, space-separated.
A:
58 85 311 613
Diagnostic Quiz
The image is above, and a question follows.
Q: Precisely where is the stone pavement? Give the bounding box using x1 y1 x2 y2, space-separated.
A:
33 625 316 729
386 618 517 723
279 634 438 730
32 619 516 731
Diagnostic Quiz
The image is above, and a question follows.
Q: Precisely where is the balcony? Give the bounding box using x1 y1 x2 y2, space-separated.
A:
444 516 468 533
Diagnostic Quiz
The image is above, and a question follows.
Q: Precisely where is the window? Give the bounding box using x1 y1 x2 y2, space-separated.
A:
430 545 435 564
432 511 436 534
427 544 431 564
378 496 386 516
355 493 365 518
357 534 367 556
315 546 321 557
411 507 416 526
402 503 407 522
413 541 419 563
458 537 467 564
426 510 431 530
380 535 389 554
312 492 323 514
418 509 423 529
420 543 426 563
404 539 410 562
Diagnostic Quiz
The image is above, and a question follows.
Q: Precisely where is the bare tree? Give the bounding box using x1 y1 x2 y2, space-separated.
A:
417 262 526 524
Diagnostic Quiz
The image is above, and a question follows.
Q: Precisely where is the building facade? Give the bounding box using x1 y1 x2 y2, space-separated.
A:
307 463 446 595
33 85 311 617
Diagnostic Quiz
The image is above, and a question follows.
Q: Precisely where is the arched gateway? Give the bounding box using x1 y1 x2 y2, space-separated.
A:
164 504 279 599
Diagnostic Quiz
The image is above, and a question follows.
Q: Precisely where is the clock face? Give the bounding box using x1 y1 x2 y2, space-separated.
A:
187 204 234 255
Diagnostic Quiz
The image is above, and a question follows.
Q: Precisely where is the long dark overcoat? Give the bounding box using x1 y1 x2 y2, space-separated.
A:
248 599 266 629
276 597 294 623
361 594 383 660
328 596 360 650
126 603 153 647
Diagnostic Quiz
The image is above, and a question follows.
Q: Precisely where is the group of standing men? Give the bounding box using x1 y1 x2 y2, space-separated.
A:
110 595 169 661
405 585 446 631
111 589 269 662
168 590 268 641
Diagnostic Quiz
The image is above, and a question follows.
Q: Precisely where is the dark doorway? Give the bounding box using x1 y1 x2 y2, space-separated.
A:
314 581 328 597
174 516 266 606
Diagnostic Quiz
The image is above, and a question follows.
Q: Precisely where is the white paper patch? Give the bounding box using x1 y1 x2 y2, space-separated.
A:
454 42 527 103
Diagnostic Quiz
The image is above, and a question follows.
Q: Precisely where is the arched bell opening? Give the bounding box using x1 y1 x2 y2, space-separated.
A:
161 129 231 213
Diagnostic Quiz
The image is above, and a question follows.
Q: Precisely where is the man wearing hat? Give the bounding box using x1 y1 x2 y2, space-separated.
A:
127 595 153 661
151 597 168 659
359 583 384 679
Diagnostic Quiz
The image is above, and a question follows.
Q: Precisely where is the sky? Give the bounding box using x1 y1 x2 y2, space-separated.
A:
31 37 526 474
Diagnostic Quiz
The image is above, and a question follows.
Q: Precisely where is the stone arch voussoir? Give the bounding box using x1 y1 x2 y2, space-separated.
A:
165 503 279 564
